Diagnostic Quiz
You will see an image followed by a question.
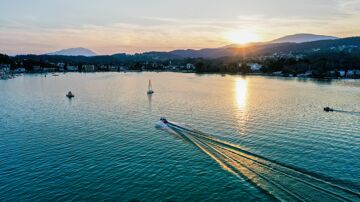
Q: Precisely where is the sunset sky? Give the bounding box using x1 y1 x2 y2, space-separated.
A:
1 0 359 55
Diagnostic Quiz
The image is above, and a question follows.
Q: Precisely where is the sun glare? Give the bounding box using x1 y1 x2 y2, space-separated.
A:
235 79 248 109
226 30 259 45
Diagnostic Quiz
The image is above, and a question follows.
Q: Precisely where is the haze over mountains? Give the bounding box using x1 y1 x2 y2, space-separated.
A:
269 33 338 43
47 47 97 57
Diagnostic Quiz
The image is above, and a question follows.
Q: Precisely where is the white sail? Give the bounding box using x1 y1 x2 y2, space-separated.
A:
147 80 154 94
148 80 152 91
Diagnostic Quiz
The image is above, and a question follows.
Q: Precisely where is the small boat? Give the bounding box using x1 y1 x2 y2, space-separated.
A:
66 91 75 98
155 117 169 129
160 117 168 124
324 107 334 112
147 80 154 95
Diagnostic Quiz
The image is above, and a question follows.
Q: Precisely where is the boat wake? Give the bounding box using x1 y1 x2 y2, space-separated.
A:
165 121 360 201
333 110 360 116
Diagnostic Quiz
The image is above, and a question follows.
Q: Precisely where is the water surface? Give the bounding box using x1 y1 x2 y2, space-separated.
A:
0 73 359 201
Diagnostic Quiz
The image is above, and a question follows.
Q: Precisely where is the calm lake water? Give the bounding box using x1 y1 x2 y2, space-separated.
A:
0 72 359 201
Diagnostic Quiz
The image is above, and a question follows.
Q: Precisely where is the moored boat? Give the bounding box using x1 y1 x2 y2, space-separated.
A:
66 91 75 98
147 80 154 94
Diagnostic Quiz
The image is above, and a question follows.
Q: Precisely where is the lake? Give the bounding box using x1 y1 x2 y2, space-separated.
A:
0 72 359 201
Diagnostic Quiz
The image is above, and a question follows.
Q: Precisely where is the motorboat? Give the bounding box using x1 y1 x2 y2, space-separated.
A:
156 117 194 132
147 80 154 95
324 107 334 112
160 117 168 124
66 91 75 98
155 117 169 129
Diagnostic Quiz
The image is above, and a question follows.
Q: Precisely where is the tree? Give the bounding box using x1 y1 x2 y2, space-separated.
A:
195 62 205 73
239 63 250 74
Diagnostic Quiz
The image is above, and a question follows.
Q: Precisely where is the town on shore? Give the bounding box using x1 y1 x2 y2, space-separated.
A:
2 35 360 80
1 51 360 80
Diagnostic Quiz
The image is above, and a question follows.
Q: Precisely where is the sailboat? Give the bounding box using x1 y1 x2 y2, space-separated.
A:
147 80 154 95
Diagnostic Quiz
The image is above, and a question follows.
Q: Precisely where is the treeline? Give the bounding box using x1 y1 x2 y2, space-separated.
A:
0 54 15 67
1 50 360 77
262 52 360 77
193 51 360 76
192 58 251 74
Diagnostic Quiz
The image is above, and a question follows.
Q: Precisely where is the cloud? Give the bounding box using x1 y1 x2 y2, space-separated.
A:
0 0 359 55
0 20 228 55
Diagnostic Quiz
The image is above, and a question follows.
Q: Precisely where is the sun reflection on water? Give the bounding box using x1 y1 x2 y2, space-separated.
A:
235 78 248 109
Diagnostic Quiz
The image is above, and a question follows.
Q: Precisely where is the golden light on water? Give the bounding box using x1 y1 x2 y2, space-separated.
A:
235 78 248 109
225 30 259 45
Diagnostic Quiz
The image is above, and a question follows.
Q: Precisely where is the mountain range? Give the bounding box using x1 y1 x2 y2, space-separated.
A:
269 33 338 43
47 47 97 57
43 34 359 59
139 36 359 59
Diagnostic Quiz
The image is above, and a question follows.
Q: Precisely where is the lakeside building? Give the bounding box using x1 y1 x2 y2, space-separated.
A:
66 65 79 72
257 53 305 61
339 69 360 78
98 65 109 71
32 66 42 73
43 67 57 72
272 71 283 76
297 71 313 78
248 63 263 72
186 63 195 70
1 64 11 73
0 64 11 79
57 63 65 68
119 66 128 71
338 70 346 77
345 69 360 77
109 66 118 71
0 71 6 79
57 63 65 71
13 68 26 73
82 65 96 72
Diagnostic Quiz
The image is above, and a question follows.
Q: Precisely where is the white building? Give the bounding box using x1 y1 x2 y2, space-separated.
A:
82 65 95 72
338 70 346 77
67 65 79 72
247 63 262 71
109 66 118 71
0 64 11 79
0 64 11 73
0 70 6 79
272 71 282 76
43 67 57 72
57 63 65 68
186 63 195 70
32 66 42 73
119 66 127 71
14 68 26 73
298 71 313 78
346 69 360 77
347 70 355 76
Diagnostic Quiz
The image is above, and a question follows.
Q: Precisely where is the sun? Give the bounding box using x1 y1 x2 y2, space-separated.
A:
225 30 259 45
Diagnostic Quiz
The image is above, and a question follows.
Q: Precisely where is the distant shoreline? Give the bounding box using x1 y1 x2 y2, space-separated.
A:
3 71 359 81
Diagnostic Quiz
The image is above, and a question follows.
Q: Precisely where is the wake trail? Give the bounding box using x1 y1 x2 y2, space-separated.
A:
166 122 360 202
333 110 360 116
